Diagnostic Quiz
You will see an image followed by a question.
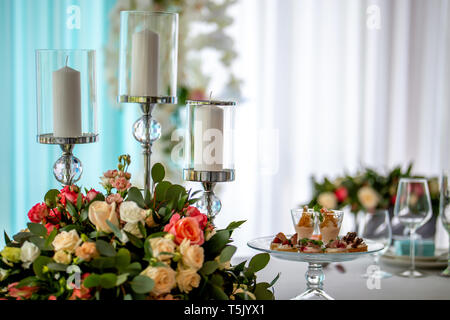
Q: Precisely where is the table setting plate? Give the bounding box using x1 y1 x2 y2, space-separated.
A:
248 235 384 263
380 248 448 268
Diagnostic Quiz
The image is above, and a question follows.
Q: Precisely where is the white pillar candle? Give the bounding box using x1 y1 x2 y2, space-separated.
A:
52 66 82 137
130 29 160 96
193 105 224 171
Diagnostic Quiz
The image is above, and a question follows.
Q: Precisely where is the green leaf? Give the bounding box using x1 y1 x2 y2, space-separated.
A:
124 231 144 248
269 273 280 287
225 220 246 232
138 221 147 239
204 230 230 256
95 240 116 257
106 220 123 241
47 263 68 272
200 261 219 275
151 163 165 183
131 275 154 294
115 248 131 273
254 282 274 300
248 253 270 273
4 231 11 245
13 232 33 244
90 257 116 270
27 223 47 237
66 201 79 219
144 236 153 260
17 276 40 288
33 256 52 279
76 193 83 210
147 232 167 239
125 262 142 276
100 273 118 289
80 208 89 221
219 245 237 263
29 235 52 251
116 273 129 286
144 188 152 207
155 181 172 201
178 194 189 210
127 187 146 208
44 189 60 207
44 228 58 249
165 184 186 203
83 273 101 288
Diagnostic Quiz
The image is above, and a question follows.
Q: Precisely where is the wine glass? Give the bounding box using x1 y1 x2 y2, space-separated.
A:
359 210 392 279
394 178 432 278
439 173 450 277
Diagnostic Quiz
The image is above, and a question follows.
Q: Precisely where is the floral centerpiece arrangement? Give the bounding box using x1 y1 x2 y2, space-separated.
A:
0 155 276 300
305 164 440 215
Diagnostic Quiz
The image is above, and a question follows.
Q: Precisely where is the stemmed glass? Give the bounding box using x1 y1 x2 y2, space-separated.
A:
439 173 450 277
359 210 392 279
394 178 432 278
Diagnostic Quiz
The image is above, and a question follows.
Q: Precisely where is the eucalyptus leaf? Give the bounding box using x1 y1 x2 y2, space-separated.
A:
125 262 142 276
204 230 230 256
44 189 60 207
248 253 270 273
200 261 219 275
151 163 165 183
100 273 118 289
106 220 123 241
219 245 237 263
66 201 79 219
115 248 131 273
116 273 129 286
127 187 146 208
33 256 52 279
27 223 48 237
83 273 101 288
124 231 143 248
95 240 116 257
47 263 68 272
155 181 172 201
76 193 83 210
209 283 229 300
131 275 154 294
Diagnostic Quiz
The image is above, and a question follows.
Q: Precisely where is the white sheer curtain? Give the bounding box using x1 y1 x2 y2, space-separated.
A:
210 0 450 256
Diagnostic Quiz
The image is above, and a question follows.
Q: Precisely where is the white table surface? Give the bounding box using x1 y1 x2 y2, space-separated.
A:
232 254 450 300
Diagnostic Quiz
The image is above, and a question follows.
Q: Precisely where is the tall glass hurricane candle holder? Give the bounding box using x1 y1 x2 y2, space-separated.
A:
36 49 98 185
118 11 178 195
183 100 236 222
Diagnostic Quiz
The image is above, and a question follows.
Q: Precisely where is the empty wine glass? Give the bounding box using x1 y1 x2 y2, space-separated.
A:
394 178 432 278
439 173 450 277
359 210 392 279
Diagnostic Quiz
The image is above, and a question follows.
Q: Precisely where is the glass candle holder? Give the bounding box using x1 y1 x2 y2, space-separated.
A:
118 11 178 196
118 11 178 102
183 100 236 222
36 49 98 185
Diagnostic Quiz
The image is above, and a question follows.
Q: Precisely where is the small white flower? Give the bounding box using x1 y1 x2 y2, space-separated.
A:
120 201 146 224
20 241 40 268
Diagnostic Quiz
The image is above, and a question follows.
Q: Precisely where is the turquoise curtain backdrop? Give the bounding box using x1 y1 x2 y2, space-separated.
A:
0 0 143 241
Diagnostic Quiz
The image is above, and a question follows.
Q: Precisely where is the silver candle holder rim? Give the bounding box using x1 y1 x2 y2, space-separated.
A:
37 133 99 144
183 169 235 183
186 99 236 106
119 95 177 105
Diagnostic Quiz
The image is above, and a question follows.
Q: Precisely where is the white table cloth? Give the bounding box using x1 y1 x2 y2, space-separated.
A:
233 255 450 300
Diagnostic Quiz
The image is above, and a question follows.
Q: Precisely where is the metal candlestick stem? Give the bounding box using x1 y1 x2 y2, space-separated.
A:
183 169 235 222
120 95 176 195
38 133 98 185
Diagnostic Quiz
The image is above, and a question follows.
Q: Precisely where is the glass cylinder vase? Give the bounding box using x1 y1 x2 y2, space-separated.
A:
118 11 178 103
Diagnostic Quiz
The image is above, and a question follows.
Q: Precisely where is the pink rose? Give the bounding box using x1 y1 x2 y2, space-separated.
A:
164 215 204 245
48 295 57 300
106 193 123 205
86 189 100 202
27 203 49 223
47 208 61 224
186 206 208 230
58 186 80 207
104 170 118 178
334 187 348 203
112 177 131 192
45 223 60 235
8 282 38 300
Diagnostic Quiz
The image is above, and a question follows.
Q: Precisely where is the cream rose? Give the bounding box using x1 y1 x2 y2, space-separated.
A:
179 239 204 270
317 192 337 209
119 201 146 224
357 186 380 210
52 230 81 253
123 222 144 238
89 201 119 233
141 266 176 296
20 241 40 268
176 268 201 294
53 250 72 264
149 237 176 261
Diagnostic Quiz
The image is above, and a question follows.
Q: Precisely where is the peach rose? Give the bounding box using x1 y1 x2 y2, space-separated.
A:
52 230 81 253
179 239 204 270
141 266 176 296
317 192 338 209
176 268 201 294
149 237 176 261
88 201 119 233
53 250 72 264
164 215 204 245
75 242 99 262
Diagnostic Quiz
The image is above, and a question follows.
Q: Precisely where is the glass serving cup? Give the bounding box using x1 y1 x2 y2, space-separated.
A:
318 210 344 244
291 208 317 240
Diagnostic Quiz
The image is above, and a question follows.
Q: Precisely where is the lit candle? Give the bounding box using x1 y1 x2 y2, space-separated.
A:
130 29 160 96
193 105 224 171
52 60 82 137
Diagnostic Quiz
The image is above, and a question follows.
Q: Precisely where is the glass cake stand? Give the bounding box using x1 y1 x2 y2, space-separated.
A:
248 236 384 300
